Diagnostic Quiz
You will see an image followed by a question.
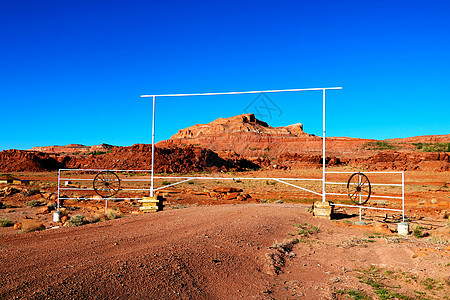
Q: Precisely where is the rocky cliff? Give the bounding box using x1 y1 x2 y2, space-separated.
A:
158 113 372 158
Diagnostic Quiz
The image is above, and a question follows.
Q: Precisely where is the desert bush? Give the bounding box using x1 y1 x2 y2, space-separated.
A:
25 199 45 207
21 187 40 196
413 225 424 238
413 142 450 152
21 219 45 232
0 218 12 227
364 141 397 150
162 181 172 186
106 210 120 220
86 150 106 155
68 214 85 226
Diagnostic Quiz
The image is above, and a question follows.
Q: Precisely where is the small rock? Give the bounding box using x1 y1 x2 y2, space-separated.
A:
14 223 22 230
21 219 45 232
226 192 240 200
61 216 68 223
47 202 56 211
329 277 340 283
213 187 243 193
59 207 68 215
3 187 19 196
50 194 58 201
42 192 53 199
431 198 437 204
35 206 50 215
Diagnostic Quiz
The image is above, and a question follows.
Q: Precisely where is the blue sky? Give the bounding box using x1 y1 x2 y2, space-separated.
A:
1 0 449 151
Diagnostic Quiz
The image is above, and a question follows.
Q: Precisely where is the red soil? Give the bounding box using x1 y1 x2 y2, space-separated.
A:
1 204 448 299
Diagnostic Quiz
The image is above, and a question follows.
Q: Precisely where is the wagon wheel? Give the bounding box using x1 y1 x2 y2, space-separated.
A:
347 172 371 205
93 171 121 198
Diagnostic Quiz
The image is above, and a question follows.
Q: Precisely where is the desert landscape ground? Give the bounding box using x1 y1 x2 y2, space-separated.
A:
1 114 449 299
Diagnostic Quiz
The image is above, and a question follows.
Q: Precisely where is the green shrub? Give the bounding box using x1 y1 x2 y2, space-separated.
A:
363 141 397 150
26 199 45 207
107 210 120 220
0 218 12 227
162 181 172 186
413 225 423 238
413 142 450 152
87 151 106 155
68 214 85 226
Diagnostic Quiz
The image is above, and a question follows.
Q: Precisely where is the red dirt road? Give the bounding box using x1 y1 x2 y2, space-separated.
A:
1 204 449 299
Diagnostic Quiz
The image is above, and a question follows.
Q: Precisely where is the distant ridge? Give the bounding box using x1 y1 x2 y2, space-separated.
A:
29 143 114 154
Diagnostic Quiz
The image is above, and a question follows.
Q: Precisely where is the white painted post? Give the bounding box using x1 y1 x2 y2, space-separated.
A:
359 174 362 222
151 95 156 197
322 89 326 203
402 171 405 222
57 169 61 211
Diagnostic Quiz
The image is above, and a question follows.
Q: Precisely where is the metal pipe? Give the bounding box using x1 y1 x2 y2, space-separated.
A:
151 95 156 197
57 169 60 212
359 174 362 221
325 181 403 187
325 171 403 174
141 87 343 98
331 203 403 212
322 89 326 203
153 178 194 191
274 179 323 196
326 192 403 199
402 171 405 222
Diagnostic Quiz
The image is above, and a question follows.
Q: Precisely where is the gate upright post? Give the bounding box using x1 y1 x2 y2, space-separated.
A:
151 95 156 197
322 89 326 203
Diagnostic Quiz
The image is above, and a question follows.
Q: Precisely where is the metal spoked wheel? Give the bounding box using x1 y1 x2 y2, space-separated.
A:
93 171 121 198
347 172 371 205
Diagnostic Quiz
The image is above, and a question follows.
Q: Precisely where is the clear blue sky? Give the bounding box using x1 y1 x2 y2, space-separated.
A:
1 0 449 151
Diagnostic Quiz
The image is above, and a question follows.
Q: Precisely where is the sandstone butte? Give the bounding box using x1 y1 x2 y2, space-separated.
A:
157 113 374 159
158 113 450 159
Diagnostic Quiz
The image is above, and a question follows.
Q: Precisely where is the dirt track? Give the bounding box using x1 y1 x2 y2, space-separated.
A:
1 203 449 299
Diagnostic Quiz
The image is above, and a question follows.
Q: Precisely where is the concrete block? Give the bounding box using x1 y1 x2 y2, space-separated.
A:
139 196 165 213
313 201 334 220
